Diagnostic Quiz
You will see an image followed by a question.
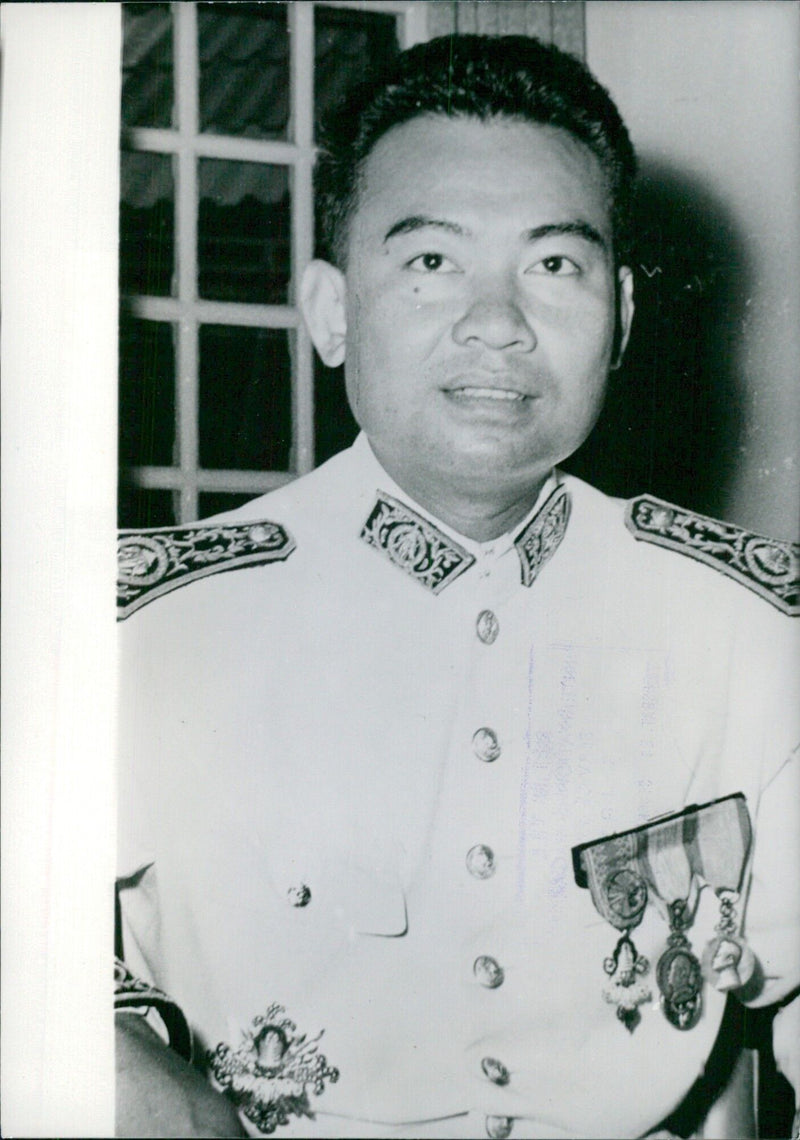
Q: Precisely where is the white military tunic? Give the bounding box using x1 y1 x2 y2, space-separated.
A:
117 434 800 1139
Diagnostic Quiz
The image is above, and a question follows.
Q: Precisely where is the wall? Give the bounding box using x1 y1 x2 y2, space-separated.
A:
427 0 585 54
582 0 799 539
1 4 119 1134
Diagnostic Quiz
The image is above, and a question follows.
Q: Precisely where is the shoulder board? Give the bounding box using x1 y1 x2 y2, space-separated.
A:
117 520 295 621
625 495 799 616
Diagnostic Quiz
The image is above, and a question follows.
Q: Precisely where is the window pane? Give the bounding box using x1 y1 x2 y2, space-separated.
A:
119 314 176 467
118 486 176 530
120 151 175 296
314 6 399 139
314 356 358 466
198 2 289 139
199 326 292 471
198 160 290 303
122 3 174 130
198 491 261 519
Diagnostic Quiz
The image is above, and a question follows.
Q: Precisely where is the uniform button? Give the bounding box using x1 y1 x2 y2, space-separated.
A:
466 844 496 879
287 884 311 907
481 1056 510 1086
476 609 499 644
485 1116 513 1139
472 727 501 763
473 955 504 988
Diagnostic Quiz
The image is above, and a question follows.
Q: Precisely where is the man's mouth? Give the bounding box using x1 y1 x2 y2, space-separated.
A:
445 386 529 402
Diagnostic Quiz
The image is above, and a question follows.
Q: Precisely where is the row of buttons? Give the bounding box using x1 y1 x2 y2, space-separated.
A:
472 612 511 1138
285 609 512 1137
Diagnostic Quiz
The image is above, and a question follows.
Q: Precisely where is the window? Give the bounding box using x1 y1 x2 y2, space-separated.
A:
119 1 425 527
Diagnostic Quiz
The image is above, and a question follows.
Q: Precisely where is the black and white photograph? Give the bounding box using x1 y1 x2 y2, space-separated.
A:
3 3 799 1138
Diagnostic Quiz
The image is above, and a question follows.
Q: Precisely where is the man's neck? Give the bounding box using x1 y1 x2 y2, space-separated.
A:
366 442 550 543
408 486 549 543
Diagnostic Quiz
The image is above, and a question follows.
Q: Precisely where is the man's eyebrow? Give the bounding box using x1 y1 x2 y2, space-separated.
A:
524 221 607 250
382 216 608 249
383 216 471 243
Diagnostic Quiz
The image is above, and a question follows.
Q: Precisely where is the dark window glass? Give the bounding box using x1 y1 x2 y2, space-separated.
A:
198 491 262 519
121 3 174 130
314 6 399 139
120 151 175 296
199 326 292 471
119 314 176 467
198 160 290 303
314 356 358 466
198 2 289 139
118 486 176 530
311 9 394 462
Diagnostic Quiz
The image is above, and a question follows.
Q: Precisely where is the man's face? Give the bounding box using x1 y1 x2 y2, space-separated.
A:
308 115 633 509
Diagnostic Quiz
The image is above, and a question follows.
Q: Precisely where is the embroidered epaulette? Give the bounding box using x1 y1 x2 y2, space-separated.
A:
117 519 295 620
626 495 799 616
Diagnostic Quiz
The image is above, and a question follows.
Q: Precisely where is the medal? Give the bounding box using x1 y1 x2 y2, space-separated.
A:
572 793 754 1033
577 836 652 1032
687 795 755 993
639 813 703 1030
656 898 703 1030
602 932 651 1032
701 890 755 992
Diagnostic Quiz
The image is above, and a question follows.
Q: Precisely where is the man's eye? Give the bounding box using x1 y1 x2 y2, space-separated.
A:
528 255 580 277
406 252 459 273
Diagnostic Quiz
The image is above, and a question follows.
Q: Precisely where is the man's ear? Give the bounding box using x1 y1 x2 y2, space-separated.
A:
299 259 347 368
612 265 635 369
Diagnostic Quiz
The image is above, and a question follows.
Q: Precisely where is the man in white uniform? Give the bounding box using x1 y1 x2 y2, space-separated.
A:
115 35 800 1139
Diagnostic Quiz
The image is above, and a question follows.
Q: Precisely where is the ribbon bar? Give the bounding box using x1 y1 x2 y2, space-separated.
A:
572 793 751 896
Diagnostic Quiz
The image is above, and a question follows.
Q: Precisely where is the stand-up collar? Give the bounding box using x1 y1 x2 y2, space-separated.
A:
351 434 571 594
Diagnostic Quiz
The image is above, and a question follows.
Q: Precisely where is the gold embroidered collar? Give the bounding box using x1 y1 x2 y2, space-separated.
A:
360 484 571 594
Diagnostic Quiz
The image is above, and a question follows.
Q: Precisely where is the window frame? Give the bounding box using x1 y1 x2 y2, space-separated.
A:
121 1 427 523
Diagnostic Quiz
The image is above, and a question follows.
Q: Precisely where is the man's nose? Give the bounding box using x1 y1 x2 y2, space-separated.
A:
451 285 537 352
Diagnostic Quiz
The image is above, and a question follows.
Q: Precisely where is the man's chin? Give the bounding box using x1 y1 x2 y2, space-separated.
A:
430 446 556 503
442 430 558 478
369 428 560 498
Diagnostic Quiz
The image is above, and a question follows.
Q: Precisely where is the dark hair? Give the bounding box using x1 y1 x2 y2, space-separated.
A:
315 34 637 267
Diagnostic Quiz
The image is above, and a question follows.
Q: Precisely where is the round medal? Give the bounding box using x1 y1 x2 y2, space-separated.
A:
657 943 703 1030
604 868 648 925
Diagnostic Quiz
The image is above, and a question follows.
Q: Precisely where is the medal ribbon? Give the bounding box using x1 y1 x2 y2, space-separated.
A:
640 814 694 914
580 833 647 932
686 795 751 894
